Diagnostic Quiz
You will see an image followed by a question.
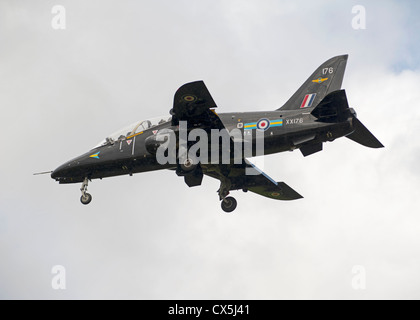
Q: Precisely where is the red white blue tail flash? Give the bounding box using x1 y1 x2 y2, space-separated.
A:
300 93 316 108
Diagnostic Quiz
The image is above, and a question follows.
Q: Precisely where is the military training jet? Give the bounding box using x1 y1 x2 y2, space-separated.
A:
48 55 383 212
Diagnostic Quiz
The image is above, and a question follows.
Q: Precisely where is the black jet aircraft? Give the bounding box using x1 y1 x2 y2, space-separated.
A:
49 55 383 212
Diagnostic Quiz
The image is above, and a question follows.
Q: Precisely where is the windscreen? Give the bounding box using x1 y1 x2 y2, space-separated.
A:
93 116 172 148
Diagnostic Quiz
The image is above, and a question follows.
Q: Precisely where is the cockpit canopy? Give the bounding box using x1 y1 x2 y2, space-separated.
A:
94 116 172 148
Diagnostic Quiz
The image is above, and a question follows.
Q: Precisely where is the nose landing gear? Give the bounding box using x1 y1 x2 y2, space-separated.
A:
80 178 92 205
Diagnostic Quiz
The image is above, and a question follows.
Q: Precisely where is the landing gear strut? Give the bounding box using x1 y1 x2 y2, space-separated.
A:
80 177 92 205
218 177 237 213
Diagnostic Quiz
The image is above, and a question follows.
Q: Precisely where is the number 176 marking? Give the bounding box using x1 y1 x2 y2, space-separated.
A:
322 67 334 75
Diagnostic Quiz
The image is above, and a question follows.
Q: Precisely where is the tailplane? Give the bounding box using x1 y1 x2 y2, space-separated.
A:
311 89 384 149
278 55 348 111
346 117 384 148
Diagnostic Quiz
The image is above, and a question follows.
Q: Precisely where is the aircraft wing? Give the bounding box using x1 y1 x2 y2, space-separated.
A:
171 81 226 129
243 161 303 200
173 81 303 201
203 160 303 201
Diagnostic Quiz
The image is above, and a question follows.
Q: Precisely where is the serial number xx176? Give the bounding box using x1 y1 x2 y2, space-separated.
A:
285 118 303 125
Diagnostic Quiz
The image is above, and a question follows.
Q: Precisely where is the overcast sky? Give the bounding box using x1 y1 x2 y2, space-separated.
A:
1 0 420 300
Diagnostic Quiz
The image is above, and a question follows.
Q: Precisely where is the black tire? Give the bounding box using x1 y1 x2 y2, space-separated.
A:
80 193 92 205
221 196 237 213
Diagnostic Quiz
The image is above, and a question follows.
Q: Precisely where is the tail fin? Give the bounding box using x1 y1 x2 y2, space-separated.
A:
278 55 348 111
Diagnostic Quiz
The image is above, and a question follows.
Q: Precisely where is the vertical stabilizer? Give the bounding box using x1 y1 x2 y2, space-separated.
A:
278 55 348 111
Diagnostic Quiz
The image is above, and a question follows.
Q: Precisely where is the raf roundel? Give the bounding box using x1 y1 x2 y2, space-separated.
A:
183 95 197 102
256 118 270 131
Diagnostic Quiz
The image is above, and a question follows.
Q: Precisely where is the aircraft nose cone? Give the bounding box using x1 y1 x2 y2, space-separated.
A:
51 161 72 180
51 157 86 183
51 169 57 179
51 165 63 179
51 151 96 183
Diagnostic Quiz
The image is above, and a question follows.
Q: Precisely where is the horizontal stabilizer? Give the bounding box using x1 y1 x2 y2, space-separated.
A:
346 118 384 148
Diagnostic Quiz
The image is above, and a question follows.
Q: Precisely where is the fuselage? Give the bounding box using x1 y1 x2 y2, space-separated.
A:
49 57 384 211
51 109 354 184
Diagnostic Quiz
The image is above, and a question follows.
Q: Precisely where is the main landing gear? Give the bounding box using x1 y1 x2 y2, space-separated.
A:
218 178 237 213
80 177 92 205
221 196 237 213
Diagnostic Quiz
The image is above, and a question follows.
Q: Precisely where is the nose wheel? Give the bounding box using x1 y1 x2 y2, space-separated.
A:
81 193 92 205
80 178 92 205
